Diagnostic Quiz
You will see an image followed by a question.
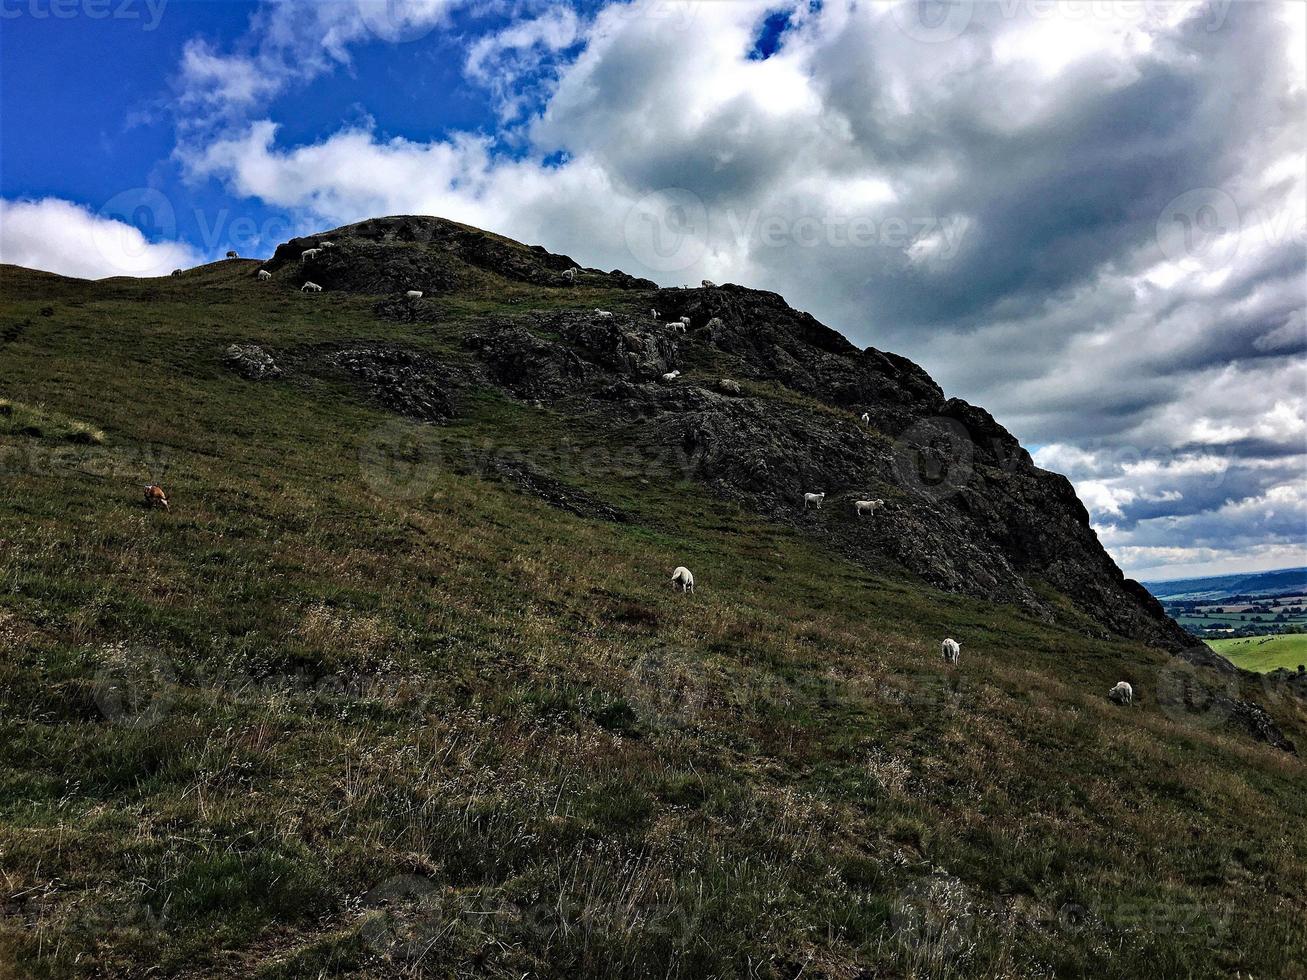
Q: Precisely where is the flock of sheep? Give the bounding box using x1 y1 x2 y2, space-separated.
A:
180 250 1137 709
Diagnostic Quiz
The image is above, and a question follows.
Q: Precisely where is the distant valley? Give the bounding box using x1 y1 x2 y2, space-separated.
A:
1145 567 1307 669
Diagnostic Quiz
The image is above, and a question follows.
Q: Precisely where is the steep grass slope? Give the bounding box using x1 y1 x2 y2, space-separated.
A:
1 251 1305 979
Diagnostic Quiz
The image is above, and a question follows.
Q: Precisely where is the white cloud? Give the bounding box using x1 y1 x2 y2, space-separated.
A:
465 6 582 120
0 198 202 279
176 0 458 124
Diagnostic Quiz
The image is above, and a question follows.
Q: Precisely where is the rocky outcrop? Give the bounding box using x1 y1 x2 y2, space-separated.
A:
464 310 683 402
465 325 588 402
583 286 1191 649
224 344 281 381
264 219 1191 653
324 347 453 423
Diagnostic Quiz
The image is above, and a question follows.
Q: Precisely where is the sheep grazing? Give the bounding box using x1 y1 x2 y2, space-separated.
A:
257 270 272 281
301 282 323 293
170 269 182 277
594 309 613 318
1108 681 1133 706
860 412 870 425
143 484 169 510
670 322 687 334
671 565 695 593
941 638 961 665
319 241 336 248
300 248 323 263
853 498 884 517
405 290 423 300
562 267 580 281
679 316 691 325
226 250 239 259
701 279 716 287
661 370 681 383
719 379 742 395
803 492 826 510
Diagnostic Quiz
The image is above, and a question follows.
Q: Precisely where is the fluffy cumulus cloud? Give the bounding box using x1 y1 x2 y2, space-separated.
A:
62 0 1307 578
0 197 202 279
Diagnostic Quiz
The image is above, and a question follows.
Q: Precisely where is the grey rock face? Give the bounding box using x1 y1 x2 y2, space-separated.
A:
325 347 453 423
224 344 282 381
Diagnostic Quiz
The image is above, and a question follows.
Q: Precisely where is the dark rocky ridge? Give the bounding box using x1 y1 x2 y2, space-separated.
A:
264 214 656 294
484 292 1193 654
264 216 1190 654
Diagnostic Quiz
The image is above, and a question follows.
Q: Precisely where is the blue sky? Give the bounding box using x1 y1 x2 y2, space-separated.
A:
1 0 1304 580
1 0 529 252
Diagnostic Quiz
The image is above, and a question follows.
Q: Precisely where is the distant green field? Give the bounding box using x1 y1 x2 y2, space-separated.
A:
1209 634 1307 672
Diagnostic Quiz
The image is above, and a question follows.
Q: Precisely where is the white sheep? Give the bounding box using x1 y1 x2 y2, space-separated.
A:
226 250 239 259
595 309 613 318
319 241 336 248
257 270 272 281
661 370 681 383
719 379 742 395
301 282 323 293
860 412 870 425
1108 681 1133 706
300 248 323 263
562 267 580 281
405 290 423 300
853 498 884 517
701 279 716 287
650 309 660 320
679 316 691 325
941 638 961 665
671 566 695 593
803 492 826 510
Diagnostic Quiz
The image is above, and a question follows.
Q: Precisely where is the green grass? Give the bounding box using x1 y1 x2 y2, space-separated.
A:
1209 634 1307 673
1 259 1305 978
0 397 104 445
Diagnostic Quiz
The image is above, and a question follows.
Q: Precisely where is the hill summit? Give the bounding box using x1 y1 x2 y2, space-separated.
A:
271 215 1186 651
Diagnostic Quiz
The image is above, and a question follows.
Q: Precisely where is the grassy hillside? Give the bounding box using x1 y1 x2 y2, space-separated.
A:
1210 635 1307 673
1 258 1305 978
